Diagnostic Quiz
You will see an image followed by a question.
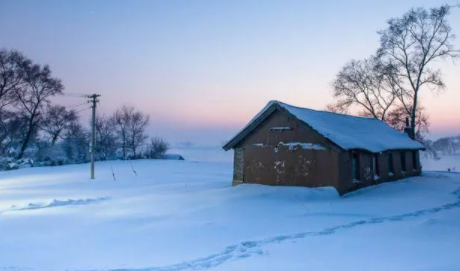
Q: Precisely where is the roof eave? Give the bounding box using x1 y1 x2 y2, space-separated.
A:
348 146 426 153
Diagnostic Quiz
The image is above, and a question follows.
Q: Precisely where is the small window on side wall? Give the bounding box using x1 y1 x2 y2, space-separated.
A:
352 153 360 181
401 151 407 173
412 151 418 170
388 153 394 176
373 154 380 180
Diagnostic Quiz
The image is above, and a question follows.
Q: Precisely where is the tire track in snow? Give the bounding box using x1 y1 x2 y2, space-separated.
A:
94 183 460 271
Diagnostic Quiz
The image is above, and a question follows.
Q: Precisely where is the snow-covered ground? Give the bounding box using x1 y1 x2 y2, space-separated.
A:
168 146 232 163
421 154 460 172
0 152 459 271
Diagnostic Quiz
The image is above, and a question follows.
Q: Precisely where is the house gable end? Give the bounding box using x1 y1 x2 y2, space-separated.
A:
229 105 340 152
276 105 344 152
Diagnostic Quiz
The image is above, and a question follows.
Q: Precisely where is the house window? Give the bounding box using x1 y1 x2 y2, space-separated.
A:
352 153 360 181
401 151 407 172
388 153 394 176
373 154 380 179
412 151 418 170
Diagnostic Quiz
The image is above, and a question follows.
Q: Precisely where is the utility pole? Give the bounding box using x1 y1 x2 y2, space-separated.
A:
87 94 100 179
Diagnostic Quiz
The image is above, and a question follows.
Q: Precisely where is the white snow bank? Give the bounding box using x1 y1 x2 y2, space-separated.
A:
231 183 340 202
4 197 110 213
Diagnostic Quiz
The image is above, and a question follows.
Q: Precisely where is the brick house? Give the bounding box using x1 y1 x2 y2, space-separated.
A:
223 101 425 195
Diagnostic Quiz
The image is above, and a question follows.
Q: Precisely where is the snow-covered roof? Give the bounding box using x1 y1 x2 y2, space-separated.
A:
223 100 425 153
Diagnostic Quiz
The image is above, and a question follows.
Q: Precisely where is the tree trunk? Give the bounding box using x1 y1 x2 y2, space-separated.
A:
18 119 34 159
51 134 59 146
132 134 136 158
122 135 126 159
410 90 418 140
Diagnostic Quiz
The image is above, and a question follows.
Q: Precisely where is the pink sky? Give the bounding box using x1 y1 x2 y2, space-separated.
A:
2 0 459 145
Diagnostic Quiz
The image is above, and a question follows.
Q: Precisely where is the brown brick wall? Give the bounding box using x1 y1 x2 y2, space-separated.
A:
233 148 244 181
229 108 422 195
338 149 422 194
236 110 341 189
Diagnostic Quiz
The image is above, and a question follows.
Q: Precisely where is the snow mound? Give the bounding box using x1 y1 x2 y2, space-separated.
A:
5 197 110 212
422 218 440 226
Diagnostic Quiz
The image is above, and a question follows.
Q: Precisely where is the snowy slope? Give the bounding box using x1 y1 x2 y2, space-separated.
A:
0 158 459 271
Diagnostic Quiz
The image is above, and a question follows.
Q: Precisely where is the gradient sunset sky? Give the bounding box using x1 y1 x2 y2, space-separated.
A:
1 0 459 145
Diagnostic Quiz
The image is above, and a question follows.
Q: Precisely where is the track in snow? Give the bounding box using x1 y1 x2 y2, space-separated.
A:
0 197 110 214
2 174 459 271
95 179 460 271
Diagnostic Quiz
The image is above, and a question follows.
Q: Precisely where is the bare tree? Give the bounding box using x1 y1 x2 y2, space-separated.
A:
432 135 460 155
385 104 440 159
113 106 130 159
328 57 398 121
377 5 460 137
40 105 78 146
432 137 453 155
0 50 30 155
113 105 149 159
62 122 89 163
95 114 118 160
0 49 28 110
0 111 28 155
127 107 149 158
386 105 429 136
14 63 64 158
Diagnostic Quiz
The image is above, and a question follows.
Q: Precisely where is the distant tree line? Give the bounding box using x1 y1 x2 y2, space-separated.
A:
426 135 460 156
0 49 169 170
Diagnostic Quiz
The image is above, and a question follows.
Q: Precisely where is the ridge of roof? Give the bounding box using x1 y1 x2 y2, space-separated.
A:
273 100 380 122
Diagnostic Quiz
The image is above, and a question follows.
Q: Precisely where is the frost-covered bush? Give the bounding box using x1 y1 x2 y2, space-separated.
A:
145 137 170 159
0 157 34 171
62 122 90 164
34 141 68 165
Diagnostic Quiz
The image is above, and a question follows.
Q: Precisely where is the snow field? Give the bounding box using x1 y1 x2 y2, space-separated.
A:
0 154 459 271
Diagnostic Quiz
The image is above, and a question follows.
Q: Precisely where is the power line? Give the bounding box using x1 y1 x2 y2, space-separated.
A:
64 92 88 96
67 102 89 108
75 107 91 114
61 92 88 98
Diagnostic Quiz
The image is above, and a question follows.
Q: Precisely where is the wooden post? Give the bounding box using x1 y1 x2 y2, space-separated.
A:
88 94 100 179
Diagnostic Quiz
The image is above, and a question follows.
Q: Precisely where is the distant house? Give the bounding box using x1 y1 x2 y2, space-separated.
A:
223 101 425 195
163 154 185 160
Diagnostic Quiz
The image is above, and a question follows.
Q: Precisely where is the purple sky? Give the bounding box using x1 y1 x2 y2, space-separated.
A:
1 0 459 145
